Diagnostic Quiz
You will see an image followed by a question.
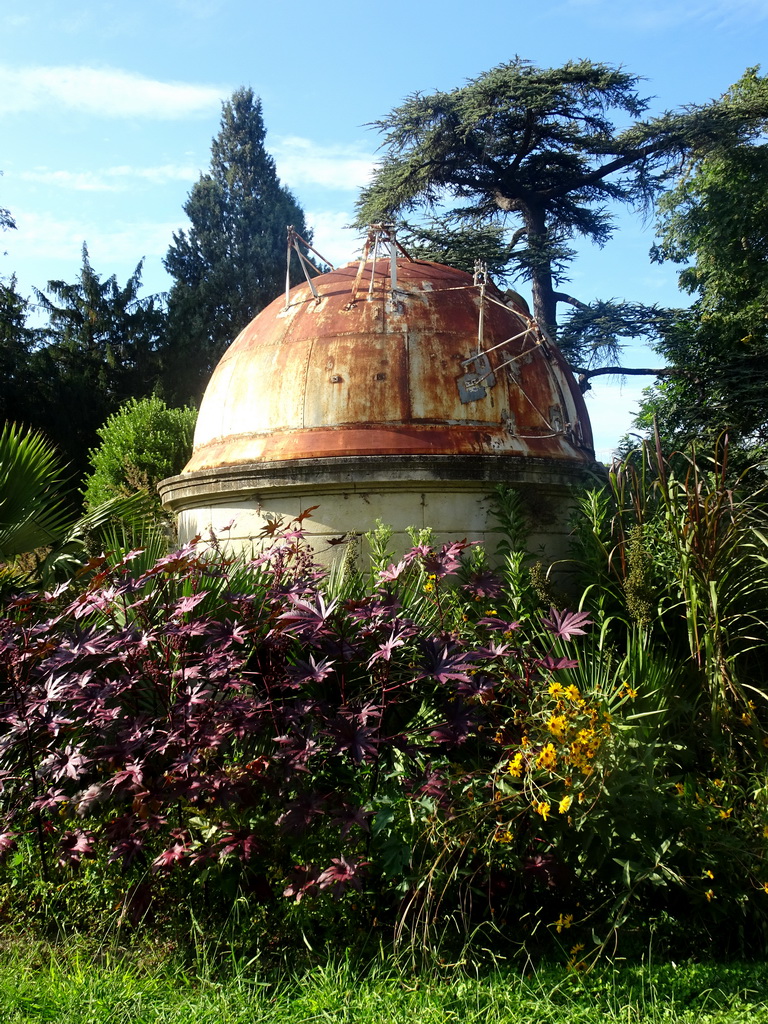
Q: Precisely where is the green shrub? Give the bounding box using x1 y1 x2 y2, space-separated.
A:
82 397 196 512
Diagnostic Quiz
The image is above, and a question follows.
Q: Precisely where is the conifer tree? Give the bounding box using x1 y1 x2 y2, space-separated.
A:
0 275 35 427
32 245 166 480
357 60 768 369
164 88 312 404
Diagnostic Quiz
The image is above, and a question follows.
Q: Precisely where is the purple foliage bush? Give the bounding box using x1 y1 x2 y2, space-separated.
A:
0 524 597 952
4 515 767 962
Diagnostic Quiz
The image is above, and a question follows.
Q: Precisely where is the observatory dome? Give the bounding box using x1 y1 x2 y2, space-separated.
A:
159 251 597 560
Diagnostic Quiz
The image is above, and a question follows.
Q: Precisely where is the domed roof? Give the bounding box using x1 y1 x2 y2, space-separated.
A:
184 257 594 475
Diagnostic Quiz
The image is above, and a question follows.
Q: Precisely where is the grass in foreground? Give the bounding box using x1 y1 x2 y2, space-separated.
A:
1 940 768 1024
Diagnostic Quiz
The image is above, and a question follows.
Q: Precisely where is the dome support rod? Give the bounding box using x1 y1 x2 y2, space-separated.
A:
284 227 335 307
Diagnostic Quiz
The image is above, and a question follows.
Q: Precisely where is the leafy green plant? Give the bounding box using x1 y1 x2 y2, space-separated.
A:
82 395 196 513
0 422 154 589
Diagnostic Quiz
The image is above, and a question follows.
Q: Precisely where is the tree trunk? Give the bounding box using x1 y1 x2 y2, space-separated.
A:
524 206 558 338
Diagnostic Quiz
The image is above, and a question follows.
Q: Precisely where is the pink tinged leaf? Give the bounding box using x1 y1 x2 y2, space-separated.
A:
376 559 409 583
110 761 145 791
172 592 209 616
76 783 107 817
537 654 579 671
462 569 503 599
151 842 187 872
58 829 95 867
316 856 365 894
367 630 406 666
108 836 145 868
290 654 336 684
282 864 320 903
0 832 16 860
541 607 592 641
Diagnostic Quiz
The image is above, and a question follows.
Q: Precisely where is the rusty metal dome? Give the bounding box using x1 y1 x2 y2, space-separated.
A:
183 256 594 474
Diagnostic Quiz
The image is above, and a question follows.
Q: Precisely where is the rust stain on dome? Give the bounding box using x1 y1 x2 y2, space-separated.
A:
185 258 594 475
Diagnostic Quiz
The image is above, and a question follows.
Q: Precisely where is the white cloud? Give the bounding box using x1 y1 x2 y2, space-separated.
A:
0 64 225 119
273 137 377 192
18 170 123 193
18 164 200 191
6 209 182 265
303 210 366 268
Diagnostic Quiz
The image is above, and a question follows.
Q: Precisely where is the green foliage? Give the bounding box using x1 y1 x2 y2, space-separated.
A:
358 60 768 365
0 421 74 563
577 439 768 714
31 245 167 481
642 74 768 459
0 276 35 427
0 421 156 589
165 89 313 404
2 946 768 1024
82 396 196 513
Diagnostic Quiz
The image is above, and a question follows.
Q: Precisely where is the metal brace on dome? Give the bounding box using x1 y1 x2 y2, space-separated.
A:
369 224 415 294
458 264 541 403
457 260 496 403
284 227 335 307
473 260 488 357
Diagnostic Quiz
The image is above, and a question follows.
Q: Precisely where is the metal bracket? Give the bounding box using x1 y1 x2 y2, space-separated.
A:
458 353 496 403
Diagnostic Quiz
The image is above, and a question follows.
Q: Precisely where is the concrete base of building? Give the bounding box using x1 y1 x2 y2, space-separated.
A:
159 453 603 569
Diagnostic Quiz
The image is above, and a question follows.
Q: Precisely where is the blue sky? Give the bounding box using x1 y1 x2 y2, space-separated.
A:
2 0 767 459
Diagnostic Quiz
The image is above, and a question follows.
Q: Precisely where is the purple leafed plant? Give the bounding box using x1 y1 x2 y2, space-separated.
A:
0 525 588 924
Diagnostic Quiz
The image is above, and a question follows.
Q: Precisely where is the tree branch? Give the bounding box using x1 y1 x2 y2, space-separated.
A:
553 291 590 311
570 364 683 393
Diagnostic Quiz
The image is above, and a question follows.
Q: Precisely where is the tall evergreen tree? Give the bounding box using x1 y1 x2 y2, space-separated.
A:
0 195 41 431
0 275 35 427
357 60 768 369
32 245 167 480
164 88 312 404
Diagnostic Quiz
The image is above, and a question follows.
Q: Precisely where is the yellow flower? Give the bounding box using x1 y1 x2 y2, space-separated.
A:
624 686 638 699
719 808 733 819
713 779 724 788
494 829 513 844
559 795 572 814
508 752 524 778
537 743 558 771
423 581 434 593
762 825 768 838
741 713 753 726
762 883 768 894
548 681 564 697
555 913 573 932
705 889 714 902
675 782 685 795
534 800 551 821
547 714 567 741
703 869 714 879
564 684 581 702
570 943 585 955
507 753 528 774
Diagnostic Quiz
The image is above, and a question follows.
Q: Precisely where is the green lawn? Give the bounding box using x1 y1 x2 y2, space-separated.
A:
2 943 768 1023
